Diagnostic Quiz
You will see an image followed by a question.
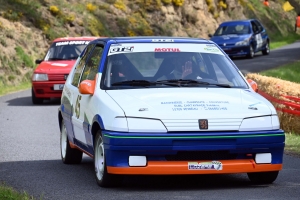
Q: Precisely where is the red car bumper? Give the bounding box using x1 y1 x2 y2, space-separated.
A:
32 81 65 98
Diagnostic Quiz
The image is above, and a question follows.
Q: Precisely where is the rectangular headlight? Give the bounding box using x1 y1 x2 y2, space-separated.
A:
235 38 250 46
32 73 48 81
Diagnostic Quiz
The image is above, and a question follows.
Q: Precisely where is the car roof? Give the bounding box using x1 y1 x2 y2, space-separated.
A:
90 36 212 44
219 19 255 26
52 36 100 42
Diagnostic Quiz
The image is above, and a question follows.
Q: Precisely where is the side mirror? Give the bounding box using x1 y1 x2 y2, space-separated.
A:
247 79 258 92
208 34 212 38
35 59 43 64
79 80 95 95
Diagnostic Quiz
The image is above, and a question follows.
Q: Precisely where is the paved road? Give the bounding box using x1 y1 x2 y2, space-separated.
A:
1 42 300 200
233 40 300 74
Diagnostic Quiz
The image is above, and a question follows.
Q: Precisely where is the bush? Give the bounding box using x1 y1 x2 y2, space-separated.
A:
49 5 60 16
15 46 34 68
173 0 185 6
86 3 97 12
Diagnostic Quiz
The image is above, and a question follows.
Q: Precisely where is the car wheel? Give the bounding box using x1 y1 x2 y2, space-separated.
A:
262 42 270 55
60 119 83 164
247 45 254 59
94 130 123 187
31 88 43 104
247 171 279 184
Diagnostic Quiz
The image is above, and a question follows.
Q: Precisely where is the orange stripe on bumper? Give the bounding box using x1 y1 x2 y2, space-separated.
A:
107 160 282 175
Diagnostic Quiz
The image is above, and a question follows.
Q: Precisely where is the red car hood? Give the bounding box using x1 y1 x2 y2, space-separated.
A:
34 60 76 74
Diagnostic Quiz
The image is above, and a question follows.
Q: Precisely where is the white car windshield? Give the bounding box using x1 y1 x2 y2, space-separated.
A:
45 40 90 61
103 43 248 89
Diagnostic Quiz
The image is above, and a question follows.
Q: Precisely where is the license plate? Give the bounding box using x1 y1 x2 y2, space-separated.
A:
54 84 64 90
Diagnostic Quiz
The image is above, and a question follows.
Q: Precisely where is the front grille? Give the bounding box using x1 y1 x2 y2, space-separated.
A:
165 151 237 161
48 74 66 81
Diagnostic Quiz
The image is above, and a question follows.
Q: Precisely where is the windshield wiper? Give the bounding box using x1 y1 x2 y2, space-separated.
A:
64 56 78 60
111 80 179 87
111 79 231 88
48 58 63 61
155 79 231 88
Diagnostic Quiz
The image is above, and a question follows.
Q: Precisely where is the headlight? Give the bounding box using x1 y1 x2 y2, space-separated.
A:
111 117 167 132
235 38 250 46
239 116 279 131
32 73 48 81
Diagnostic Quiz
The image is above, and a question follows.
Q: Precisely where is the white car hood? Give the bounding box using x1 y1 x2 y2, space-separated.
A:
106 88 274 131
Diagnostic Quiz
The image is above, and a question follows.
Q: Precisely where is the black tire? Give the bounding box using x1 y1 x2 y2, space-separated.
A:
247 45 255 59
94 130 123 187
262 42 270 55
31 88 43 104
60 119 82 164
247 171 279 184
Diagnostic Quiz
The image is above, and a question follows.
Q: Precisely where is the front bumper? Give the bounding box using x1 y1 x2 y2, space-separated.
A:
32 81 65 98
103 130 285 175
220 46 250 56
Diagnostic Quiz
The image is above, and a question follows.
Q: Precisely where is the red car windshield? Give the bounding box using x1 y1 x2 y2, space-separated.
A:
44 40 90 61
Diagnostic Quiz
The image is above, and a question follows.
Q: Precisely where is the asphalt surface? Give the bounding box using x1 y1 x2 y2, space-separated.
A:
233 40 300 74
1 42 300 200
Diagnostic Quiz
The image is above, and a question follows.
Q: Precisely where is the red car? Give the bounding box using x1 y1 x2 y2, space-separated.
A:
32 36 98 104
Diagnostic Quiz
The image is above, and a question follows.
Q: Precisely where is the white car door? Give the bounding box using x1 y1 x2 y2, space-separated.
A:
75 43 105 151
69 44 96 146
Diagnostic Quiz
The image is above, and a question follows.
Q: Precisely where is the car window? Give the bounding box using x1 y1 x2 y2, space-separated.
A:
44 40 91 61
102 43 248 89
80 44 104 82
254 20 263 33
214 24 250 36
251 21 259 34
71 44 95 87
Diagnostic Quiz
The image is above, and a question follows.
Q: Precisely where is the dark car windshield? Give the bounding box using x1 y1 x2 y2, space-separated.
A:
44 40 91 61
214 24 250 36
102 43 248 89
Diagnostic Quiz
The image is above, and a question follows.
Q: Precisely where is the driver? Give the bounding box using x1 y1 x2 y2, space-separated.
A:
168 53 193 79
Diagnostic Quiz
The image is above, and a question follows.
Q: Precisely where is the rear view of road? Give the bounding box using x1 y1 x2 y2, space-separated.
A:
233 41 300 74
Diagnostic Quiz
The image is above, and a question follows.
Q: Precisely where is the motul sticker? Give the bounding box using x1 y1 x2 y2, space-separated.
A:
154 48 180 52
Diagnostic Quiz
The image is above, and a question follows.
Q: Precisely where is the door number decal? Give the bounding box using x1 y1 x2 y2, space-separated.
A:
75 95 82 118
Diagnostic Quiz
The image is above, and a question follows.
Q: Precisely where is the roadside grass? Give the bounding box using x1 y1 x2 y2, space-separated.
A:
285 133 300 155
0 183 36 200
260 61 300 83
0 82 31 97
270 33 300 50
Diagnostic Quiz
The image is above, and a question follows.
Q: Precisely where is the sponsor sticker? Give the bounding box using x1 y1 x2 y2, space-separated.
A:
55 41 90 46
188 161 223 170
109 46 134 54
152 39 174 42
206 44 216 47
204 47 220 52
51 63 68 67
154 48 180 52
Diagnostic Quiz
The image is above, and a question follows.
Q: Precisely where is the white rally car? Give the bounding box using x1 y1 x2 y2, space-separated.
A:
58 37 285 187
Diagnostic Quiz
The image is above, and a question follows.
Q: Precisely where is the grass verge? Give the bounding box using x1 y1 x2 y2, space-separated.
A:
285 133 300 155
260 61 300 83
0 82 31 97
0 183 36 200
270 33 300 50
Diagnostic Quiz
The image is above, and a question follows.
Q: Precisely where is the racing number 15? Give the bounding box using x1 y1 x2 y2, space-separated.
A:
74 95 82 119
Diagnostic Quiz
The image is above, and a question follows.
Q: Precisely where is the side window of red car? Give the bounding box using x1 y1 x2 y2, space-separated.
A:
71 44 95 87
